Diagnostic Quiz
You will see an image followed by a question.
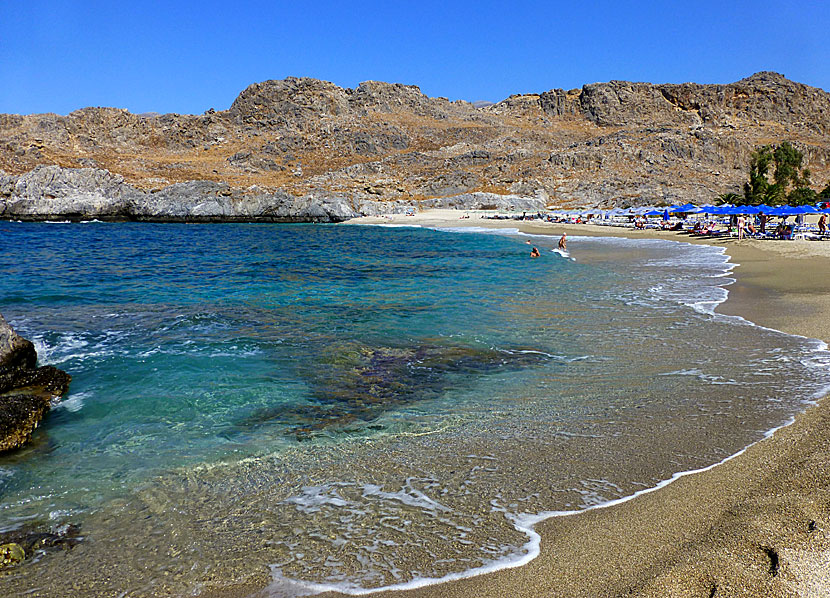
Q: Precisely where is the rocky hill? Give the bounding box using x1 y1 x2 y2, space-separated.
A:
1 71 829 220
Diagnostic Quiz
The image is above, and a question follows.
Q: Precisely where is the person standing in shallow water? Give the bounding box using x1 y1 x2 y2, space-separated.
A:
558 233 567 251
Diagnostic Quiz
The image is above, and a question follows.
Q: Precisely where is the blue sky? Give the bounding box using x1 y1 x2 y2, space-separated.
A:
1 0 828 115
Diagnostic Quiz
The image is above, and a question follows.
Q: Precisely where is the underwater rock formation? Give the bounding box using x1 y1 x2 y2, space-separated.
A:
241 342 549 439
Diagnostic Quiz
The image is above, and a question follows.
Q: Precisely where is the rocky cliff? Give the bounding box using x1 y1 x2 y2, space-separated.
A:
0 165 546 221
0 315 71 452
1 72 828 218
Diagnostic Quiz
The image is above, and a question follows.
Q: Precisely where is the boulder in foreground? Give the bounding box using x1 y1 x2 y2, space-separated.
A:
0 314 70 452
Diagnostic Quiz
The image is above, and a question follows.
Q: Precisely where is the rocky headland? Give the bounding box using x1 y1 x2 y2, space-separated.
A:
0 314 70 452
1 71 829 221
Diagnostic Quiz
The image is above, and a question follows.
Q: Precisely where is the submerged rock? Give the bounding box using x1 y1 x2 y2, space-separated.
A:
242 342 549 439
0 314 71 452
0 523 81 567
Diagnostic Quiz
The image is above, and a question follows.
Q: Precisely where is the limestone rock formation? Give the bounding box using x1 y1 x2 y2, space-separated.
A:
1 165 142 219
0 314 71 452
0 165 360 222
0 165 547 221
0 72 828 216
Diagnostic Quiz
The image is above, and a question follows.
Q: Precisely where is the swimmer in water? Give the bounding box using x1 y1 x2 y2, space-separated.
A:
530 247 540 258
558 233 567 250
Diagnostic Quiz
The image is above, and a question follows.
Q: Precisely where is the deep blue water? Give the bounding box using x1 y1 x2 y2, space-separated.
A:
1 221 829 595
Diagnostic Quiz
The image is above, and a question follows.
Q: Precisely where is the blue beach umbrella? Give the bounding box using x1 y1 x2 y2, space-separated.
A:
766 206 799 217
714 205 759 215
794 205 820 214
738 205 760 215
671 203 698 213
703 206 729 215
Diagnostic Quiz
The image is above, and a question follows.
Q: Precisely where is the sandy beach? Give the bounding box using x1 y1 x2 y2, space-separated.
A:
315 211 830 598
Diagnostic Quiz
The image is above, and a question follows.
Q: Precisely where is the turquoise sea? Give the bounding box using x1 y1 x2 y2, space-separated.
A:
1 221 829 596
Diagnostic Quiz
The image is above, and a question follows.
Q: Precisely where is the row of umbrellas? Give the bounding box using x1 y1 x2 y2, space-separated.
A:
550 203 830 218
667 203 828 216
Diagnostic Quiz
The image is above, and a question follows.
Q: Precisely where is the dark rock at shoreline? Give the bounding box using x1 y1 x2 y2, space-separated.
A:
0 314 70 452
0 522 82 568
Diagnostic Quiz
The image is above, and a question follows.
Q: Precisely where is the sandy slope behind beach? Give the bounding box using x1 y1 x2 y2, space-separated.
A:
338 210 830 598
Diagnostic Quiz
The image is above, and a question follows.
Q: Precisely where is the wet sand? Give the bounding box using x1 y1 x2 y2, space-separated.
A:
327 212 830 598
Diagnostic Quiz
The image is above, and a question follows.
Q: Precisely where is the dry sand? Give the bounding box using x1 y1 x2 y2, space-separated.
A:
322 211 830 598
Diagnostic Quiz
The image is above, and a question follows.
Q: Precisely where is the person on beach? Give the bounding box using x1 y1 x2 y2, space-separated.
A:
558 233 567 251
530 247 540 258
819 214 827 235
737 215 746 240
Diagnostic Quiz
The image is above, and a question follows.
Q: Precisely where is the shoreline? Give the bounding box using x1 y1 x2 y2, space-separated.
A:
317 211 830 598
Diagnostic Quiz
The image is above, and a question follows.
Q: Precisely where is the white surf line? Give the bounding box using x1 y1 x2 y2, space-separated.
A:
264 406 804 598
